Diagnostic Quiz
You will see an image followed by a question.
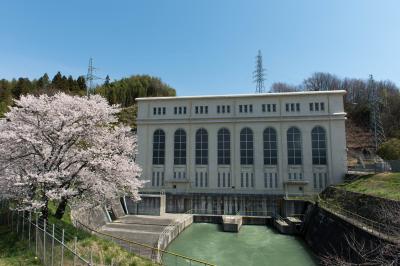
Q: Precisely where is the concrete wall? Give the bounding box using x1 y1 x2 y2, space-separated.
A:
71 205 110 230
164 193 282 215
125 194 166 216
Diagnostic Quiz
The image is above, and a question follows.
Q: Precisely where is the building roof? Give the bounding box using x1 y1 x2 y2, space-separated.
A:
136 90 346 101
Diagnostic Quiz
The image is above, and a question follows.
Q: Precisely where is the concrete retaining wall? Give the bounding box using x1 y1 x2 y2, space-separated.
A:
125 194 166 216
71 205 110 230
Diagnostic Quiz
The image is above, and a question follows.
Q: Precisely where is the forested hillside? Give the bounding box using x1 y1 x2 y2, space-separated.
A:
272 72 400 140
0 73 176 118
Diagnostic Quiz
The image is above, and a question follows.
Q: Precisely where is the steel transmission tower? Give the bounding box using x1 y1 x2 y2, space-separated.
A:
253 50 266 93
86 58 102 96
368 75 386 151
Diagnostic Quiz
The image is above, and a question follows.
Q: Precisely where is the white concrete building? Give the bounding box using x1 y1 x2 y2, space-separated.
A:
136 91 347 213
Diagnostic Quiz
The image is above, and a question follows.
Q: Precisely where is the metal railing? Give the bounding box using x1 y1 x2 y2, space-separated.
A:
317 197 400 243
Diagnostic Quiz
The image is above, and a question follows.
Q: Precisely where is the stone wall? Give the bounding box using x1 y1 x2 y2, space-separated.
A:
302 203 391 264
320 186 400 229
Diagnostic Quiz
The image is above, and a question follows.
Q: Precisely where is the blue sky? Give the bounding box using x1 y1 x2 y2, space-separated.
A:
1 0 399 95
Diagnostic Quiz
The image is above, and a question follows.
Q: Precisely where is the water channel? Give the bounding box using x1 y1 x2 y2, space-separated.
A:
164 223 317 266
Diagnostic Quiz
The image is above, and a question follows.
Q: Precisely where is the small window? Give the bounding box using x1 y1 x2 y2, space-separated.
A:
195 172 198 187
158 107 161 115
262 104 266 112
309 103 313 111
174 107 177 114
227 106 230 113
222 105 225 113
244 105 248 113
205 173 208 187
296 103 300 112
163 107 166 115
269 173 273 188
153 108 157 115
291 103 295 112
183 107 187 114
239 105 243 113
320 102 325 111
200 106 203 114
286 103 290 112
251 173 254 187
218 173 221 187
241 173 244 187
267 104 271 112
195 106 199 114
246 173 249 187
179 107 182 114
223 172 226 187
152 172 155 186
205 106 208 114
315 102 319 111
217 106 220 113
249 105 253 113
272 104 276 112
275 173 278 188
227 173 230 187
200 172 203 187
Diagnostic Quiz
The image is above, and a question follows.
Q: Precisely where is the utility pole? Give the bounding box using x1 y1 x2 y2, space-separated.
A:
368 75 386 151
253 50 266 93
86 58 102 96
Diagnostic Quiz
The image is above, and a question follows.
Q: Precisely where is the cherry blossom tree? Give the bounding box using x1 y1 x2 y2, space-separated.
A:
0 93 144 219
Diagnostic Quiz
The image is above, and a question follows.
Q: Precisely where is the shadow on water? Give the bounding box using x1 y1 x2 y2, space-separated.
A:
164 223 319 266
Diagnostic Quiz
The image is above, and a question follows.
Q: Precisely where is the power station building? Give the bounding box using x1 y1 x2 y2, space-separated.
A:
136 90 347 214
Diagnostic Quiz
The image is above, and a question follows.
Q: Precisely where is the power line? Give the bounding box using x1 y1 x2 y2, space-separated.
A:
253 50 266 93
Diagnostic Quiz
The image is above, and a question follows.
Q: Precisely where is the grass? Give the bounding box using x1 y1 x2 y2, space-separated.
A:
46 202 156 266
337 172 400 200
0 203 156 266
0 225 40 266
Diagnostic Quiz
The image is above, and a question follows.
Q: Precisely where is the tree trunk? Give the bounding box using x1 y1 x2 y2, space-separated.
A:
41 200 49 220
55 197 68 219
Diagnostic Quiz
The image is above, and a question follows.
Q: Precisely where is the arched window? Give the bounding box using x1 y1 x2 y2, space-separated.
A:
174 129 186 165
263 128 277 165
152 129 165 165
196 128 208 165
240 127 254 165
218 128 231 165
287 127 302 165
312 126 327 165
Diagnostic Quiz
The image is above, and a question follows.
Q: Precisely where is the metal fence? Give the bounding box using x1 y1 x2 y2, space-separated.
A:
0 209 91 266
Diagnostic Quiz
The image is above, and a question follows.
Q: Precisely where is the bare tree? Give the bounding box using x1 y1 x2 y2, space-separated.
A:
320 202 400 266
270 82 299 92
303 72 341 91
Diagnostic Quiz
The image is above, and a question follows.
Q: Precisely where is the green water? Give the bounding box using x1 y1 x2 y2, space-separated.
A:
164 223 317 266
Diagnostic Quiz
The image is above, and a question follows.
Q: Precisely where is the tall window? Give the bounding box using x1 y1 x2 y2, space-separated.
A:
240 127 254 165
312 126 327 164
218 128 231 165
287 127 302 165
264 128 277 165
152 129 165 165
195 128 208 165
174 129 186 165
